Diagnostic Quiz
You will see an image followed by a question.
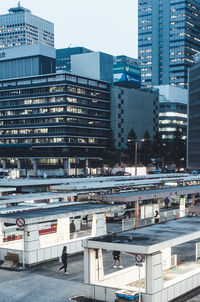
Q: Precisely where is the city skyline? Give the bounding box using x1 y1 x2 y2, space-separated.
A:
0 0 138 58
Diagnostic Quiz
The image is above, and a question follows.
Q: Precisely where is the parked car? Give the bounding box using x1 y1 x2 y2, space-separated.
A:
115 171 131 176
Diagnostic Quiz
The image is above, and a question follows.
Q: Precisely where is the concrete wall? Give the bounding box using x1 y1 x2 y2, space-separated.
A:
0 237 83 265
149 268 200 302
84 268 200 302
100 265 145 288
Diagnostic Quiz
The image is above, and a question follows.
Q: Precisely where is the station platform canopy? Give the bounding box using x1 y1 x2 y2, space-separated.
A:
84 216 200 255
0 202 125 224
91 184 200 202
0 187 16 193
0 191 77 206
0 173 190 188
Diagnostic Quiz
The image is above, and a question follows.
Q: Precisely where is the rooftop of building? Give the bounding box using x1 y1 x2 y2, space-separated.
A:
91 182 200 202
0 44 56 61
0 173 190 187
85 216 200 254
0 3 54 26
0 191 77 206
0 202 125 224
56 47 93 54
9 2 31 14
0 70 110 87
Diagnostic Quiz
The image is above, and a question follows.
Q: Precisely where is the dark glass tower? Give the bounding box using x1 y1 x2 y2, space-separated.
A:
188 53 200 169
138 0 200 88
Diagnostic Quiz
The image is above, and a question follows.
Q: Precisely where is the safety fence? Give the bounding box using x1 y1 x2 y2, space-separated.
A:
122 208 189 231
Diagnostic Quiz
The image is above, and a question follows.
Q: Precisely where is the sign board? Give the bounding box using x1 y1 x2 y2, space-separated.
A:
38 221 57 236
135 253 144 263
113 62 140 77
16 217 25 228
113 72 141 85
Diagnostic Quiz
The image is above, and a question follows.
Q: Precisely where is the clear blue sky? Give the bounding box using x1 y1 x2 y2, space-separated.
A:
1 0 138 58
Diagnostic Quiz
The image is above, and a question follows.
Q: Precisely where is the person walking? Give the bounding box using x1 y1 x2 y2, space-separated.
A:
112 250 123 268
59 246 69 274
154 210 160 224
164 197 169 209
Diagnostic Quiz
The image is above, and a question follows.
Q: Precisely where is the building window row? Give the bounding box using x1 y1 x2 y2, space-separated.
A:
0 85 109 99
0 137 105 145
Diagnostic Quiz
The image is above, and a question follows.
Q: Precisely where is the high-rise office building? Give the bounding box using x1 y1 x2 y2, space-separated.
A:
0 3 54 49
138 0 200 88
187 53 200 169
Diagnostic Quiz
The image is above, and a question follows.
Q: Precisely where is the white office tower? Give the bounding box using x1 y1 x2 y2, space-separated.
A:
0 2 54 49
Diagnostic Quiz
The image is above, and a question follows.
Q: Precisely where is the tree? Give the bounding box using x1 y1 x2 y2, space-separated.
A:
170 128 186 169
140 130 152 166
102 130 120 168
152 132 164 168
127 129 137 165
106 129 116 153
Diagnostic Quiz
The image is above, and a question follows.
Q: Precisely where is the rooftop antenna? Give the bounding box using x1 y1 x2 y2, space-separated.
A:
18 1 21 7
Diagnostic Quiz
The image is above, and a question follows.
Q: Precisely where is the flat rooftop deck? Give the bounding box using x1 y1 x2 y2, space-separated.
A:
92 184 200 202
85 217 200 254
0 187 16 192
50 176 186 191
0 192 77 205
0 173 191 187
0 202 125 224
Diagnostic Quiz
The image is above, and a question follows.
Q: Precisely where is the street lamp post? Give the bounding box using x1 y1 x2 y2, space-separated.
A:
135 141 138 176
127 139 138 176
127 138 144 176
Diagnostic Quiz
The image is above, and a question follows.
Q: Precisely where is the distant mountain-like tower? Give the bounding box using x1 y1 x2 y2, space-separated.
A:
138 0 200 88
0 2 54 49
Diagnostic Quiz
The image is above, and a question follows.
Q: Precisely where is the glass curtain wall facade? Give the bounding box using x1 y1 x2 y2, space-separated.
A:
188 61 200 169
0 73 110 162
138 0 200 88
0 4 54 49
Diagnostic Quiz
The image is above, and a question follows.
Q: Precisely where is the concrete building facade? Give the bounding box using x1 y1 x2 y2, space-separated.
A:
111 86 159 149
71 51 114 83
138 0 200 88
0 3 54 49
0 44 56 80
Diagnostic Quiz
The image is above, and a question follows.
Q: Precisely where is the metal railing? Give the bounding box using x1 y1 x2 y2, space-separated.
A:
121 209 189 231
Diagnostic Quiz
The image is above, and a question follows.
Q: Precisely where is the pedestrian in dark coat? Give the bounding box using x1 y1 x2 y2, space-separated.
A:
59 246 69 274
154 210 160 223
